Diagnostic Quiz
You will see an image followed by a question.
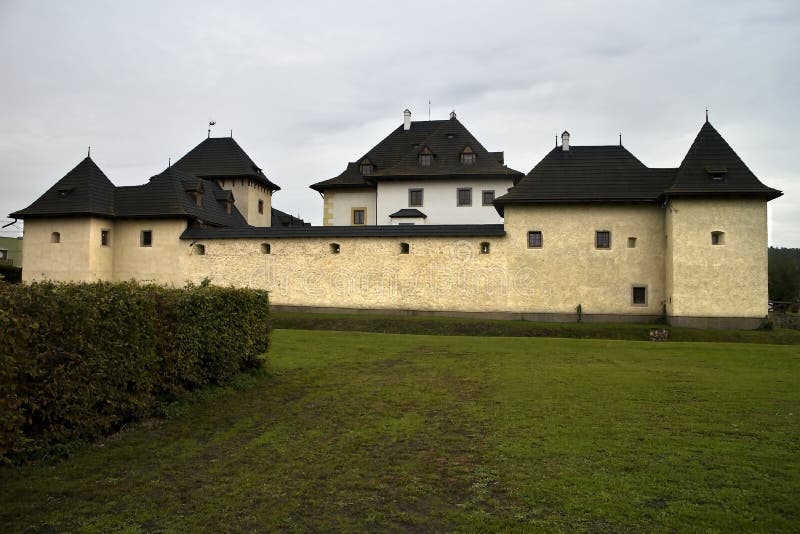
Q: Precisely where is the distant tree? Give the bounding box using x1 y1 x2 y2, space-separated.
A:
768 247 800 303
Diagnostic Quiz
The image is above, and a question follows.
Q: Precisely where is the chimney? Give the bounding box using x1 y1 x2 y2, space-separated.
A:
561 130 570 151
403 109 412 131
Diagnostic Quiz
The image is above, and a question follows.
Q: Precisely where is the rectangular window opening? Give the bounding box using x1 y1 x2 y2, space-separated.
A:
632 286 648 306
528 231 543 248
140 230 153 247
596 230 611 249
352 208 366 225
101 229 110 247
408 188 423 207
482 190 495 206
457 188 472 207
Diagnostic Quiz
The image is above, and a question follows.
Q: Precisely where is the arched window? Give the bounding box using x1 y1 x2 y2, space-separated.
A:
261 243 271 254
50 232 60 244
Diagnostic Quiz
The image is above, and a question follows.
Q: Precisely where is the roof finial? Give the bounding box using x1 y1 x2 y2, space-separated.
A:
705 108 709 123
449 109 457 119
619 132 622 146
168 157 171 168
555 134 558 147
208 120 216 138
428 100 431 121
87 146 91 157
230 129 233 138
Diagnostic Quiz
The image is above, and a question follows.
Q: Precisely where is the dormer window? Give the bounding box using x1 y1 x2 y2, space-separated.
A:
57 188 73 198
419 147 433 167
461 146 475 165
359 158 373 175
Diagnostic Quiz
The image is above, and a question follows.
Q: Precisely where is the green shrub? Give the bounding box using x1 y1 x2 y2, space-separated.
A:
0 281 270 462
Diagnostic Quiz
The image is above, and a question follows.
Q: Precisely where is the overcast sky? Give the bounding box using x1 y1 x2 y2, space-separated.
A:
1 0 798 245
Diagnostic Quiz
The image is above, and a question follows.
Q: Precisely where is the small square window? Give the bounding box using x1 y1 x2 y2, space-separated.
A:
595 230 611 249
419 154 432 166
627 237 637 248
409 188 423 207
258 199 264 214
711 231 725 245
193 244 205 256
330 243 340 254
140 230 153 247
50 232 61 244
457 188 472 207
528 231 542 248
480 241 490 254
352 208 366 225
101 229 110 246
400 242 410 254
261 243 271 254
632 286 647 306
482 190 495 206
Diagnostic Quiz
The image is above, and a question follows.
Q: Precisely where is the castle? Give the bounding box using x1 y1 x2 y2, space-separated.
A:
10 111 782 328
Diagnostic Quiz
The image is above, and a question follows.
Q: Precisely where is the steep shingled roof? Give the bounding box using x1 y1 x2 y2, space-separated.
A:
271 207 311 227
10 157 116 218
494 120 782 213
171 137 281 191
115 168 248 227
667 121 781 199
310 116 523 192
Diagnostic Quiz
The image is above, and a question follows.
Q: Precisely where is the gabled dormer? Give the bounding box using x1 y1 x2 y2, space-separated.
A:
460 146 476 166
359 158 374 176
418 146 434 167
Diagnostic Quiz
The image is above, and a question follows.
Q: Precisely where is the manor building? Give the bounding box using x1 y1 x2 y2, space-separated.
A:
10 113 782 328
311 110 523 225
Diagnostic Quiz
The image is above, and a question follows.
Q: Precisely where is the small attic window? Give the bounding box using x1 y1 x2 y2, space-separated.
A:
359 158 373 175
446 133 456 140
461 146 475 165
419 147 433 167
57 188 73 198
705 166 728 182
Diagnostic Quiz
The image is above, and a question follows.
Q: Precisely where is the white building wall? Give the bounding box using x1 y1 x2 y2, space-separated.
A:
376 178 513 225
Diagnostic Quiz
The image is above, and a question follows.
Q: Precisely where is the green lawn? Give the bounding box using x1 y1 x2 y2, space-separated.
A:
2 330 799 532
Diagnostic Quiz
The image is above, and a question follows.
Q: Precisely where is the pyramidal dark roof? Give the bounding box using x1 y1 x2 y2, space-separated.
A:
667 121 781 199
11 157 116 218
171 137 280 191
12 159 249 228
310 115 523 192
494 120 781 213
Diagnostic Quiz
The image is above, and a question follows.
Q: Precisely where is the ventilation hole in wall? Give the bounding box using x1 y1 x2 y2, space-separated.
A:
261 243 271 254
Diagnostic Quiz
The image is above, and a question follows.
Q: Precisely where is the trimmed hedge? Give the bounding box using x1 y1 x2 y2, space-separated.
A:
0 281 270 462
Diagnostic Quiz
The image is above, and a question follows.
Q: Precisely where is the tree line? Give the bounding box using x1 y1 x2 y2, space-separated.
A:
769 247 800 304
